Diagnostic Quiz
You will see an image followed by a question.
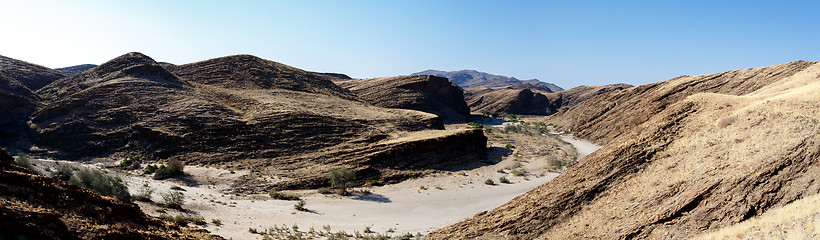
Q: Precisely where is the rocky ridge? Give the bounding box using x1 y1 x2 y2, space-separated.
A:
334 75 471 122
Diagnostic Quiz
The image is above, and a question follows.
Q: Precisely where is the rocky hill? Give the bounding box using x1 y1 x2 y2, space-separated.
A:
0 72 40 147
0 148 222 239
56 64 97 74
334 75 471 122
542 83 633 110
29 52 486 192
464 86 553 115
413 69 563 91
0 55 66 91
429 61 820 239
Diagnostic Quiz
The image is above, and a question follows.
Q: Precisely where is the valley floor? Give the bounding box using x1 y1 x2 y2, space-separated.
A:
30 129 599 239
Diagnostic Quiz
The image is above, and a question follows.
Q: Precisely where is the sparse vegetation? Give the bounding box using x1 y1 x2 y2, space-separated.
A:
152 160 184 180
294 200 307 211
14 151 32 169
118 155 140 170
466 121 484 129
69 168 131 201
134 183 155 202
51 164 74 181
160 189 184 209
499 176 510 184
159 214 205 226
485 179 495 185
211 218 222 226
504 144 516 149
510 168 528 176
269 190 301 201
369 180 382 186
318 187 332 194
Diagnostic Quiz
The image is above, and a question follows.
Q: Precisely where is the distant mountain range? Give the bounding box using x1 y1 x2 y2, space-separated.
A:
412 69 563 92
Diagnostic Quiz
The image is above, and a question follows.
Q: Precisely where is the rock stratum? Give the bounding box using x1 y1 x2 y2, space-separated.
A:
334 75 471 122
0 149 222 239
23 52 486 192
429 61 820 239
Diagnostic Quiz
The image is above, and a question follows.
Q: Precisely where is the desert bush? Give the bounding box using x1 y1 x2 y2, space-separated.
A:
269 190 301 201
69 168 131 201
134 183 155 202
211 218 222 226
510 168 528 176
153 160 184 180
160 214 205 226
294 199 307 211
504 144 516 149
317 187 332 194
485 179 495 185
118 155 140 170
369 180 382 186
51 164 74 181
499 176 510 184
160 189 184 209
327 167 356 193
143 164 160 174
14 152 32 169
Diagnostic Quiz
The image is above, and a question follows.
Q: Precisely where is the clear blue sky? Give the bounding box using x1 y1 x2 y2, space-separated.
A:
1 0 818 88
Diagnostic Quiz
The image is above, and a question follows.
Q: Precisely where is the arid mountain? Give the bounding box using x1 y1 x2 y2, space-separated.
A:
334 75 471 122
56 64 97 74
30 52 486 192
429 61 820 239
0 72 40 147
464 86 553 115
0 149 222 239
413 69 563 91
0 55 66 91
314 72 352 79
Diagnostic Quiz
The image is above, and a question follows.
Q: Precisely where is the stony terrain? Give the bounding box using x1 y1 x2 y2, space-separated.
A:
0 54 66 91
0 72 40 147
429 61 820 239
24 53 486 192
413 69 563 91
334 75 471 122
0 149 222 239
56 64 97 74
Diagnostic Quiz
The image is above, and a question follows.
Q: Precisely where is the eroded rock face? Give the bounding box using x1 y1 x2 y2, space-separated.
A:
29 52 486 192
465 87 554 115
0 54 66 91
0 73 40 145
335 75 471 122
0 148 223 240
429 61 820 239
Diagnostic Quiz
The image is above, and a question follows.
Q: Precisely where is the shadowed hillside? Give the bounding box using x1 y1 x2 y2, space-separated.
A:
0 148 222 239
413 69 563 91
0 72 40 147
334 75 471 122
463 83 630 115
429 61 820 239
29 52 486 192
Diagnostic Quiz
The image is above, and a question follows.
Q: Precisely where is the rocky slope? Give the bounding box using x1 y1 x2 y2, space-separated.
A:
0 72 40 147
428 61 820 239
465 86 553 115
413 69 563 91
0 54 66 91
334 75 471 122
29 52 486 192
542 83 633 110
0 148 222 239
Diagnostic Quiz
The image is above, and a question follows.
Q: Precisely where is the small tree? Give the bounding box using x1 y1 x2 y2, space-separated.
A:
160 189 184 209
327 168 356 194
15 152 32 169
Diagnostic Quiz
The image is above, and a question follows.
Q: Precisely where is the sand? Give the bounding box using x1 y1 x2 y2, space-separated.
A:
29 134 599 239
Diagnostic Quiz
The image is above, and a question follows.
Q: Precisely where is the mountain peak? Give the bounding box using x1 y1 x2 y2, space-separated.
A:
411 69 563 91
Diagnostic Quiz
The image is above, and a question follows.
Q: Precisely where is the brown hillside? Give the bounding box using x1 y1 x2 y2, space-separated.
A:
429 61 820 239
0 72 40 147
29 52 486 192
542 83 633 110
334 75 471 122
0 55 67 91
546 61 814 145
0 148 222 239
465 87 553 115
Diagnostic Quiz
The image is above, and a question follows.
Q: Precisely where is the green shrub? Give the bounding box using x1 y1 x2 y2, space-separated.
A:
484 179 495 185
269 190 301 201
327 167 356 193
499 176 510 184
153 160 184 180
317 187 332 194
51 164 74 181
118 155 140 170
211 218 222 226
143 164 160 174
14 152 32 169
160 190 184 209
510 168 528 176
504 144 516 149
369 180 382 186
294 199 307 211
69 168 131 201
